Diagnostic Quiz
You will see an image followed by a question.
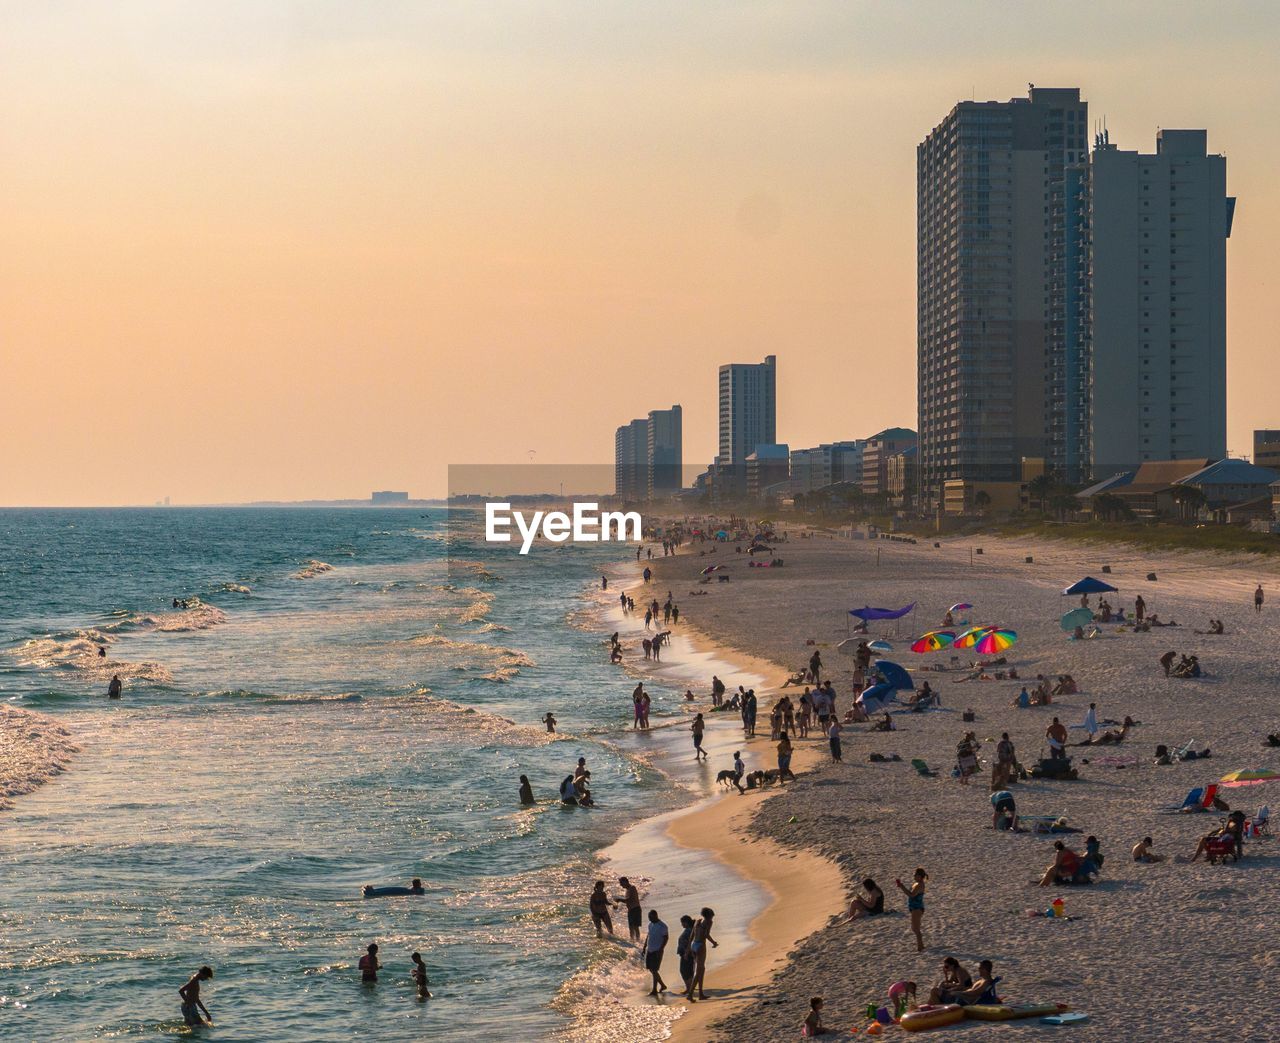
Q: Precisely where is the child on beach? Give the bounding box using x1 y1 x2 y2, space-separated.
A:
896 869 927 951
802 996 827 1036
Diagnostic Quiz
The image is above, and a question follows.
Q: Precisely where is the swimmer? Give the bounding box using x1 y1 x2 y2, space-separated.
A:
411 951 432 999
359 943 380 984
542 712 557 734
518 775 535 805
107 674 122 699
178 966 213 1027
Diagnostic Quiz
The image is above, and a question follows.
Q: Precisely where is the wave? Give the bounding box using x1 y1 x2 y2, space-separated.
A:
434 584 496 624
198 689 364 704
122 599 228 633
0 705 78 810
403 633 535 682
8 631 173 685
409 690 554 745
292 559 335 580
220 583 252 595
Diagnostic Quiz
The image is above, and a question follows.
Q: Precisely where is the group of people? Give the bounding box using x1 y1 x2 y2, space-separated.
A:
559 756 595 806
1159 649 1203 678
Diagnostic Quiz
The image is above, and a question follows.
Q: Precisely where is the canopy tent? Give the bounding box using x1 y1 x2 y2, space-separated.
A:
849 603 915 621
1063 577 1118 596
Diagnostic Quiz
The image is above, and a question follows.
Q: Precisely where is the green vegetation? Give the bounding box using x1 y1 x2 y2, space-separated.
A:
988 518 1280 557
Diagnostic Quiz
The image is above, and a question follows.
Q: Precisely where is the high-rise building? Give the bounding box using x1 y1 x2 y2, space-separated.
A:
1254 430 1280 470
717 355 777 466
646 405 683 497
615 407 683 500
918 88 1088 509
614 418 649 500
1084 130 1233 477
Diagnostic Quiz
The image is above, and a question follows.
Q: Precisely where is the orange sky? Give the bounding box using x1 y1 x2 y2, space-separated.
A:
2 3 1276 505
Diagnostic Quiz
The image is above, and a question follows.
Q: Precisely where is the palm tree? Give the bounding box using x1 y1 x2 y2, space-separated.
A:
1169 484 1206 522
1027 473 1055 513
973 490 992 516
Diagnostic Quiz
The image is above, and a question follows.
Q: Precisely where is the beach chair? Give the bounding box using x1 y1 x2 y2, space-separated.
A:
911 759 938 777
1159 785 1212 815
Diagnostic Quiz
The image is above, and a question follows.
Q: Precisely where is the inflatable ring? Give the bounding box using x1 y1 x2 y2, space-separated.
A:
900 1004 964 1032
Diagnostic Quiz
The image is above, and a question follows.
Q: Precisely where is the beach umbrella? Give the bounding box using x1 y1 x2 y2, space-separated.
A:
872 660 913 691
716 530 728 539
1060 607 1094 632
973 628 1018 655
868 639 894 654
700 564 723 575
949 603 973 613
1062 577 1118 596
1219 769 1280 787
910 631 956 653
953 625 993 649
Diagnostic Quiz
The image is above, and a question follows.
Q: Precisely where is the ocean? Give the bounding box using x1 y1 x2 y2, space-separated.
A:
0 507 733 1042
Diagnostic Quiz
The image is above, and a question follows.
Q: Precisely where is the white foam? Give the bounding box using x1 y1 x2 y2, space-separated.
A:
0 705 78 810
292 559 335 579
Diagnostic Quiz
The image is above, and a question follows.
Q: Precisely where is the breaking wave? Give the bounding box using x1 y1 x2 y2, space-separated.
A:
403 633 535 682
8 630 173 685
1 706 79 810
292 560 335 580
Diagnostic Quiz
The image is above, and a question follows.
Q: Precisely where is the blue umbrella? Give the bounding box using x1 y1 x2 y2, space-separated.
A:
872 660 913 691
1062 577 1118 596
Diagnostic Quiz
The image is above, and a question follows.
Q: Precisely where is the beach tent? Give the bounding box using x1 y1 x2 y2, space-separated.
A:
1060 607 1094 631
1062 577 1118 596
857 684 898 715
848 603 916 621
857 661 911 714
872 660 913 691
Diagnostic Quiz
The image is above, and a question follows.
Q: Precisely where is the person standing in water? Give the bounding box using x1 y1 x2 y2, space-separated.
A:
178 966 213 1027
589 881 614 938
518 775 535 805
896 868 927 952
691 713 707 761
686 907 718 1001
107 674 122 699
359 943 380 984
617 876 643 942
411 951 432 999
542 711 557 734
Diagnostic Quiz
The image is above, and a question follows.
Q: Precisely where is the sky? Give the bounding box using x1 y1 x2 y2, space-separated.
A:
2 1 1277 505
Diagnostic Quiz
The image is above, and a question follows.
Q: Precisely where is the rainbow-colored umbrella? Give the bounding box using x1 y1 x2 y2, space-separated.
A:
973 628 1018 655
910 631 956 654
1219 769 1280 787
953 626 993 649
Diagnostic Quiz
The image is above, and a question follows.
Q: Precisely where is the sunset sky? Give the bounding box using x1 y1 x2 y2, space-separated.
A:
3 2 1276 505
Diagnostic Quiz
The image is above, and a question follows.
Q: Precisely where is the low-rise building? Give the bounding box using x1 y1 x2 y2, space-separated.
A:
1254 430 1280 470
862 428 916 496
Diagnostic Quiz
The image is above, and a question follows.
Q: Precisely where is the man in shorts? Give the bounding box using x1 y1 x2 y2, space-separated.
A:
618 876 643 942
643 909 669 994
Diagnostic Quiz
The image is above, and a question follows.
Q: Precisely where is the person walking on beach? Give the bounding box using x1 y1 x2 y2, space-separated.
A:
178 966 214 1027
643 909 669 995
692 713 707 761
1160 649 1177 677
809 649 822 685
896 869 927 952
731 750 746 794
1256 584 1265 613
686 908 718 1001
359 943 380 984
827 716 843 762
777 731 794 782
411 951 432 1000
602 575 608 591
676 915 696 994
1083 702 1099 740
589 881 614 937
672 605 679 626
745 690 757 738
1134 594 1146 623
618 877 643 943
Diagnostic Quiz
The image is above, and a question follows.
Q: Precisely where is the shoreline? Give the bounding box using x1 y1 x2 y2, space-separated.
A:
570 555 845 1042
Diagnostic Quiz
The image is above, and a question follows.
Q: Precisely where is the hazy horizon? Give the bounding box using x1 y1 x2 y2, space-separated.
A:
4 2 1277 506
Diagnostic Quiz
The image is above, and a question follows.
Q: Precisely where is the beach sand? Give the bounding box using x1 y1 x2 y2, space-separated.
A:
619 533 1280 1040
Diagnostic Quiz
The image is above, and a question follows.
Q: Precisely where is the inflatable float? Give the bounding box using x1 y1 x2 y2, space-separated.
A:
899 1004 964 1032
964 1002 1068 1021
362 885 425 898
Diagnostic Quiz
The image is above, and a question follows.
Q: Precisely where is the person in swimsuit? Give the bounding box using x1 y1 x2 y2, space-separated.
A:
618 876 642 942
589 881 614 938
518 776 535 805
358 943 380 984
841 878 884 923
178 966 213 1027
896 868 927 951
542 712 557 733
686 907 718 1001
692 714 707 761
675 914 696 993
928 957 972 1004
411 951 432 999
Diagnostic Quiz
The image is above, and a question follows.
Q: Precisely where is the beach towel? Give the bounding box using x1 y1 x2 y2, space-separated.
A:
911 759 937 777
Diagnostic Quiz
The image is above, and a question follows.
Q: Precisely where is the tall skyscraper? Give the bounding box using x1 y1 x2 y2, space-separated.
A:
646 405 683 497
1083 130 1233 477
615 407 683 500
917 88 1088 508
614 418 648 500
717 355 777 466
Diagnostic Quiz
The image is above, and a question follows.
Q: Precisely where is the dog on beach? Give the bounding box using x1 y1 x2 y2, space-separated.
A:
715 769 739 788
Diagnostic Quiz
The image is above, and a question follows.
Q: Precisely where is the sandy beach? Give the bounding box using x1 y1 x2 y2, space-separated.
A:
598 532 1280 1041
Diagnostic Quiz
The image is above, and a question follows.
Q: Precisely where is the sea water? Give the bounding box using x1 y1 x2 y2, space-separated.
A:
0 508 720 1042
